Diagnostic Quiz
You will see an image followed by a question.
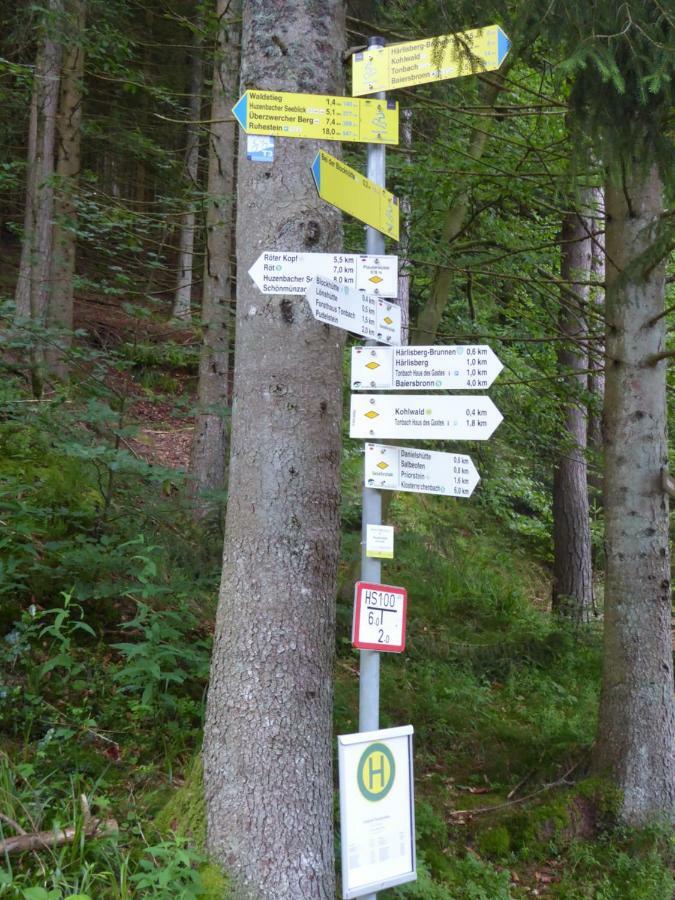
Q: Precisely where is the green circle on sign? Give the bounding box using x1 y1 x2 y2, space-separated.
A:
357 742 396 801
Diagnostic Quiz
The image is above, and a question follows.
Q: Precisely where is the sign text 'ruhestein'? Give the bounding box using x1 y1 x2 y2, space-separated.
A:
233 89 399 144
306 276 401 345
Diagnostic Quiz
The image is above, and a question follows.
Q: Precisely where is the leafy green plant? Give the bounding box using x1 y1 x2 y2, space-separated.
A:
111 600 210 713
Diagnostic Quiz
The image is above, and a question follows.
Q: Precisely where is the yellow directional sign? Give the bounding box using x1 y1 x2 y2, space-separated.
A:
352 24 510 96
232 90 399 144
311 150 399 240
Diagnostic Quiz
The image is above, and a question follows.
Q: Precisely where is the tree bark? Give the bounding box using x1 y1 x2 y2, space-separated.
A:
551 205 594 623
13 69 39 322
172 18 204 322
46 0 86 380
593 164 675 825
188 0 240 520
14 0 62 330
587 187 605 484
202 1 346 896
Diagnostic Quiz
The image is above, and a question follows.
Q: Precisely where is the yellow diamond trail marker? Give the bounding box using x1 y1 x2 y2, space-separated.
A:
351 345 503 390
306 276 401 345
249 250 398 298
352 24 510 96
350 394 502 440
311 150 399 240
365 442 480 498
233 89 399 145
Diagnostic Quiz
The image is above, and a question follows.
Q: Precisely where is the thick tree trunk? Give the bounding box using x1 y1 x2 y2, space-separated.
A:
594 164 674 825
202 2 346 896
552 207 593 623
172 21 204 322
412 74 506 345
46 0 86 380
188 0 240 520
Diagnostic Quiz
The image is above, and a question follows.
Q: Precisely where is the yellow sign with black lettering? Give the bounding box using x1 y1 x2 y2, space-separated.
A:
352 25 510 96
311 150 399 240
233 90 399 145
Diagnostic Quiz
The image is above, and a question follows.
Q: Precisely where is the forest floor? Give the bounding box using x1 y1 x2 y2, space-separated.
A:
0 295 672 898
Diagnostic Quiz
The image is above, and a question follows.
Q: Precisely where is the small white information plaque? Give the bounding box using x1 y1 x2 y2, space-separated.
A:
366 524 394 559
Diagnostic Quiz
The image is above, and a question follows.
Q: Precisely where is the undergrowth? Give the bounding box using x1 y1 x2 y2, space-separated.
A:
0 359 671 897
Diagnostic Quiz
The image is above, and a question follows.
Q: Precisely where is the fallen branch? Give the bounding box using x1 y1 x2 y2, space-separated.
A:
450 760 583 820
0 796 118 855
0 818 118 855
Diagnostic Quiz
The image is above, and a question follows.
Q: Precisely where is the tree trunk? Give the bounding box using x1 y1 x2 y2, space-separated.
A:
202 1 346 895
46 0 86 380
14 72 39 322
551 206 593 623
587 187 605 486
188 0 240 520
172 19 204 322
412 73 506 345
593 164 675 825
14 1 62 330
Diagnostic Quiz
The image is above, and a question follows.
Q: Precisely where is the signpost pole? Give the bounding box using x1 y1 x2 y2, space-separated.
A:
359 36 386 739
359 38 386 900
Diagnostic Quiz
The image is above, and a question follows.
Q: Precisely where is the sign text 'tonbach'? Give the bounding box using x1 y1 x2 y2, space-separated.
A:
351 25 510 95
306 276 401 345
350 394 503 440
351 345 503 390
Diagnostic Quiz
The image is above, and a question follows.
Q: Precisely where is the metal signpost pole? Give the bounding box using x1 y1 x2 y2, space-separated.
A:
359 37 386 736
359 34 386 900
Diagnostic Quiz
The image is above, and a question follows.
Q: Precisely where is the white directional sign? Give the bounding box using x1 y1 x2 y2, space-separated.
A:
249 251 398 297
350 394 502 440
365 443 479 498
306 276 401 345
352 581 407 653
351 345 503 391
338 725 416 898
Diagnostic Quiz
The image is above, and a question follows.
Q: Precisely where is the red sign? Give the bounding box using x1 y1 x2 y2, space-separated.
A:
352 581 407 653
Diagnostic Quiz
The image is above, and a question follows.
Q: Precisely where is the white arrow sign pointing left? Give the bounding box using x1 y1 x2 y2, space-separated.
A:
249 251 398 297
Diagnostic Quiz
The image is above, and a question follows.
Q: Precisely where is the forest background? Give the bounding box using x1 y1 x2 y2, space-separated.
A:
0 0 673 898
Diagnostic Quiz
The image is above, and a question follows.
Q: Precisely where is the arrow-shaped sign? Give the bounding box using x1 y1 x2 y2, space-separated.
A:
306 276 401 345
351 345 503 390
311 150 399 240
352 24 510 95
232 89 399 145
364 442 479 498
350 394 502 440
249 251 398 297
